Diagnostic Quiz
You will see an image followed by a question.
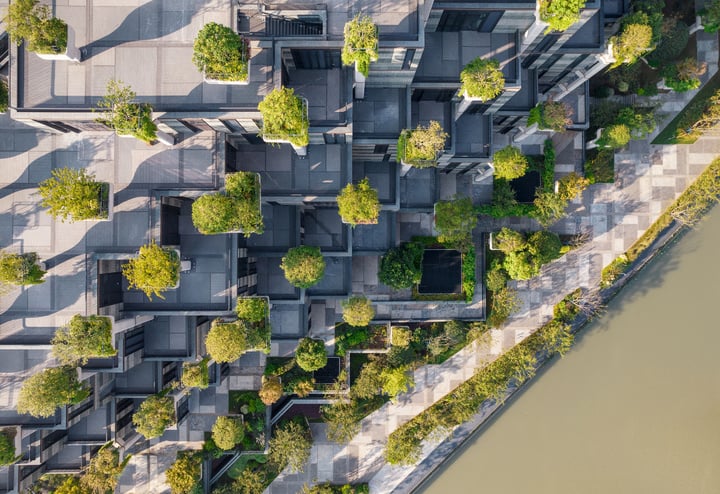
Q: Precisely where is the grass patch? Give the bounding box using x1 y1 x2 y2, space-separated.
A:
652 72 720 145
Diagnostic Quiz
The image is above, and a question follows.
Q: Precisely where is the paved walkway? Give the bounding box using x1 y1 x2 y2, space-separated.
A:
267 32 720 494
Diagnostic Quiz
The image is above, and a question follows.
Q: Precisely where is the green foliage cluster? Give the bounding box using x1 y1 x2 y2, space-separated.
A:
398 121 448 167
701 0 720 32
258 87 309 147
0 431 16 466
492 145 528 180
336 178 380 226
557 172 590 201
17 366 89 418
4 0 67 54
341 15 378 77
212 416 245 450
434 196 477 249
51 477 85 494
539 0 586 32
378 242 424 289
532 190 569 227
542 139 556 192
133 393 176 439
96 80 157 143
0 80 7 113
281 246 325 288
122 242 180 300
501 230 563 280
269 420 312 473
182 358 209 389
52 315 115 365
597 124 631 149
611 17 654 66
334 324 387 356
527 101 573 131
193 22 249 81
675 88 720 140
391 326 412 347
601 254 630 288
476 179 537 218
301 483 369 494
165 451 202 494
38 167 107 222
647 18 688 65
289 376 315 397
459 58 505 101
0 252 45 286
259 375 283 405
462 247 476 303
236 297 269 324
205 319 248 363
295 338 328 372
81 445 127 494
384 310 576 465
192 172 263 236
663 65 702 92
341 296 375 327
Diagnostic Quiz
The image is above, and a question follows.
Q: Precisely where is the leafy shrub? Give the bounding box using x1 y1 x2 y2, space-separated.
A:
0 252 45 286
527 101 573 131
434 196 477 249
122 242 180 300
527 230 562 264
295 338 327 372
51 315 115 365
212 416 244 450
259 376 283 405
341 15 378 77
281 246 325 288
663 59 705 93
557 172 590 201
133 393 175 439
539 0 586 32
493 227 526 253
193 23 249 81
532 190 568 227
488 286 520 327
485 266 507 292
17 367 89 417
391 327 412 347
460 58 505 101
225 172 264 236
336 178 380 226
597 124 631 149
378 242 424 289
493 145 529 181
258 87 309 147
462 248 476 302
269 420 312 473
182 359 209 389
335 326 369 357
648 18 688 64
341 296 375 327
165 451 202 494
236 297 269 323
4 0 67 54
192 194 238 234
81 445 126 494
288 376 315 397
397 121 448 167
38 167 106 222
0 431 16 466
96 80 157 143
205 320 248 363
380 366 414 402
701 0 720 33
611 21 654 66
584 149 615 183
500 229 562 279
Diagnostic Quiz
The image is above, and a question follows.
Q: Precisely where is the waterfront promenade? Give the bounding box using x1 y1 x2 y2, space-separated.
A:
266 31 720 494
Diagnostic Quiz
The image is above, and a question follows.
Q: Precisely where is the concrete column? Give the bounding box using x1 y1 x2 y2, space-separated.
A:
354 63 366 99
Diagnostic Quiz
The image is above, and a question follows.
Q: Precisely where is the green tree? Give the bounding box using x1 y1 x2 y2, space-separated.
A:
236 297 268 323
493 146 528 180
341 14 379 77
527 101 573 131
191 194 240 234
701 0 720 32
289 376 315 397
232 468 267 494
381 366 414 402
539 0 586 32
165 452 201 494
488 286 520 327
537 320 574 356
295 338 327 372
391 327 412 347
616 107 656 139
322 399 361 443
96 80 157 143
225 172 264 236
0 252 45 286
181 359 209 389
17 367 89 418
533 190 568 227
258 87 309 147
212 416 244 450
193 22 249 81
385 427 422 465
598 124 631 149
557 172 590 201
336 178 381 226
485 266 507 292
434 196 477 249
0 431 17 466
280 246 325 288
378 242 424 289
3 0 67 54
611 22 654 66
52 315 115 365
54 477 86 494
205 320 247 363
648 18 688 63
269 421 312 473
503 250 539 280
133 394 175 439
38 168 106 222
259 375 283 405
341 296 375 327
527 230 562 264
122 242 180 300
493 227 526 253
81 445 126 494
398 121 448 167
460 58 505 101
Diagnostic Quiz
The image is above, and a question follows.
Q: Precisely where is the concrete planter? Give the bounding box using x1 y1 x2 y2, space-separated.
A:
261 97 309 157
203 57 250 85
354 61 366 99
35 25 80 62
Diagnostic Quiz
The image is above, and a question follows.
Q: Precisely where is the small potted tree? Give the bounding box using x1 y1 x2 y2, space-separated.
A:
181 358 210 389
0 252 46 286
397 120 448 169
336 177 381 226
39 167 110 222
16 366 89 418
205 319 248 363
342 14 378 98
460 58 505 103
492 145 529 180
258 87 309 156
259 375 283 405
212 416 244 450
527 100 573 133
51 315 115 365
132 392 176 439
280 246 325 288
341 296 375 327
122 241 180 300
4 0 77 60
236 296 271 353
193 22 250 85
191 193 241 234
226 171 264 236
165 452 202 494
96 80 158 144
294 337 328 372
539 0 585 32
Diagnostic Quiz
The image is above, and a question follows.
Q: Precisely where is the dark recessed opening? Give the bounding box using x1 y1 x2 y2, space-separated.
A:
510 170 542 203
313 356 341 384
418 249 462 294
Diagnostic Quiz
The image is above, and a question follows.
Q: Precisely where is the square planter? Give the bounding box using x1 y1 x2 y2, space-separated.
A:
261 97 309 157
204 57 251 85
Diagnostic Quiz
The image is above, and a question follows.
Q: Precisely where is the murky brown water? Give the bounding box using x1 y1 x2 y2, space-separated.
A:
418 208 720 494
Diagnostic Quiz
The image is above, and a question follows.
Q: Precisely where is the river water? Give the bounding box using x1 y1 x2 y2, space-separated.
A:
418 207 720 494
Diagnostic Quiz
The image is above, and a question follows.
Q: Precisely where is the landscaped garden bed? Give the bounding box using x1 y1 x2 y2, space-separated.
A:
410 237 475 302
227 391 266 451
334 323 388 356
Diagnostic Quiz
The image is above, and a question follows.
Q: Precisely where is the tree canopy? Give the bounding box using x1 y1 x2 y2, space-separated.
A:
295 338 328 372
493 146 528 180
212 416 244 450
460 58 505 101
165 452 202 494
539 0 586 32
193 22 249 81
378 242 424 289
259 375 283 405
341 15 379 77
0 252 46 286
336 178 381 226
96 79 157 143
269 421 312 473
280 246 325 288
17 367 89 418
3 0 67 54
122 242 180 300
52 315 115 365
81 445 126 494
398 121 448 167
38 168 106 222
341 296 375 327
434 196 478 249
133 394 175 439
258 87 309 147
205 320 248 363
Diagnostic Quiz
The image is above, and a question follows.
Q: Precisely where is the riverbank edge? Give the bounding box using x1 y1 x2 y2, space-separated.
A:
394 208 711 494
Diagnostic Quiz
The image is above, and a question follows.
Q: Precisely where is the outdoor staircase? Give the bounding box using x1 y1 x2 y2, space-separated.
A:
265 15 323 36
